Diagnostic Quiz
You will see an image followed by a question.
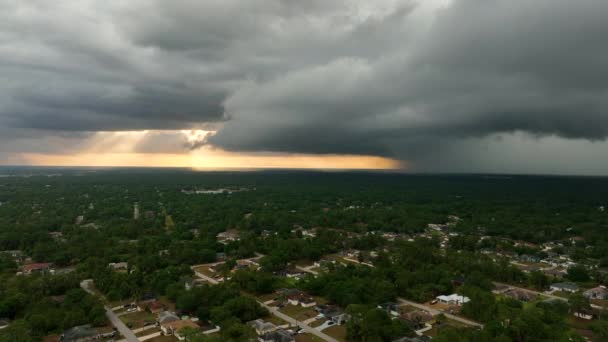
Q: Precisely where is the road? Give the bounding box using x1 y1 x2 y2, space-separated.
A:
493 282 603 310
297 264 482 329
80 280 140 342
397 298 484 328
191 268 336 342
257 301 339 342
296 265 319 275
191 268 220 284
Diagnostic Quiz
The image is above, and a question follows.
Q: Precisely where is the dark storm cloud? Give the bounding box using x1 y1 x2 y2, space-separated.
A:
210 0 608 164
2 0 608 172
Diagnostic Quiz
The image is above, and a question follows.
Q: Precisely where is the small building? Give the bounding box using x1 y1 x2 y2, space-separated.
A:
436 294 470 306
550 282 579 293
377 302 400 317
21 263 52 275
248 319 277 336
108 262 128 271
60 325 98 342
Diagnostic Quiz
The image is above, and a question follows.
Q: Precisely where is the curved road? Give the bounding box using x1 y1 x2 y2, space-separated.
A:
80 279 139 342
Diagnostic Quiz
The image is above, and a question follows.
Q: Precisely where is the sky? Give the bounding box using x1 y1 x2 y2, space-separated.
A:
2 0 608 174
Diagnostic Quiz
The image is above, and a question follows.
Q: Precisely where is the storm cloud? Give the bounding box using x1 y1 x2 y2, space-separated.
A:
2 0 608 172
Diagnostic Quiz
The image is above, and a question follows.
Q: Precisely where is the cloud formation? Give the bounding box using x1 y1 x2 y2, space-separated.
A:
2 0 608 172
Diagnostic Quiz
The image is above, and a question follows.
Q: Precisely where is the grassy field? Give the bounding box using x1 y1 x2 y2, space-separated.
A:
119 311 156 329
324 325 347 342
266 315 289 326
279 304 318 321
135 327 161 337
309 318 326 328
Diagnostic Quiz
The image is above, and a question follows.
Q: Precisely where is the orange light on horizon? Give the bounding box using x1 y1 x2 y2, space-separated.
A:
19 151 403 170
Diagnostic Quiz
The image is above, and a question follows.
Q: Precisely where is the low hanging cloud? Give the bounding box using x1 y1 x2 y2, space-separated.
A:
2 0 608 172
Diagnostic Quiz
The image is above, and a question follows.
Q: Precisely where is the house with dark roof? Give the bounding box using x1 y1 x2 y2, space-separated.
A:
258 329 295 342
157 311 180 325
400 310 434 329
377 302 400 317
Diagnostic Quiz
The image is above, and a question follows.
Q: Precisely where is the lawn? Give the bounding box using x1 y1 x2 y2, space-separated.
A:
146 336 178 342
279 304 318 321
266 315 289 326
135 327 161 337
309 318 327 328
324 325 347 342
295 333 326 342
120 311 156 329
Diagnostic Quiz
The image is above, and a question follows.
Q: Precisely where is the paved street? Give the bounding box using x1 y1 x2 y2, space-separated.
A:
80 280 140 342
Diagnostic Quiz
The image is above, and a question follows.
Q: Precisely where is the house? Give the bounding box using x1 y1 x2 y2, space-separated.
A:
60 324 99 342
287 292 303 306
503 289 536 302
248 319 277 336
543 267 566 279
299 296 317 308
108 262 128 271
377 302 400 317
286 292 316 307
393 337 432 342
583 286 608 300
550 282 579 293
400 310 434 329
141 300 164 314
75 216 84 225
436 294 470 306
157 311 180 325
217 231 240 244
161 319 199 340
316 305 349 325
21 263 52 275
259 329 295 342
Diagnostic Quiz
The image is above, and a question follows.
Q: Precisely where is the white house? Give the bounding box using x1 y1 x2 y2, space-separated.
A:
436 294 470 306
